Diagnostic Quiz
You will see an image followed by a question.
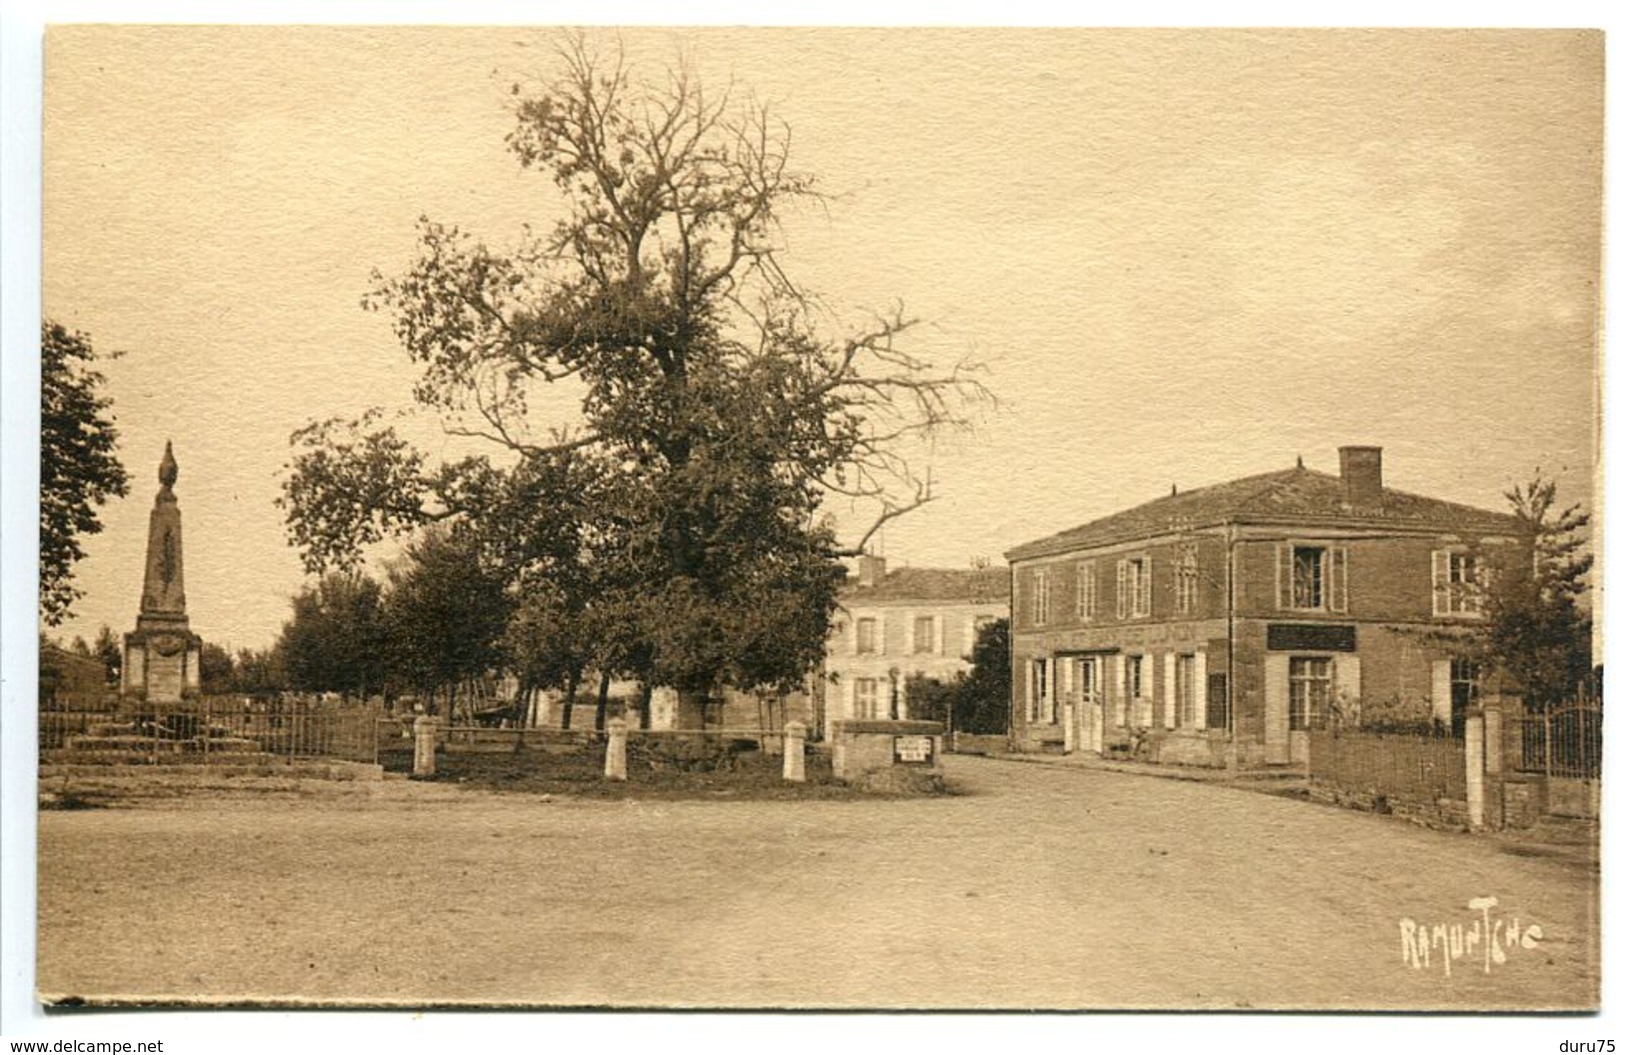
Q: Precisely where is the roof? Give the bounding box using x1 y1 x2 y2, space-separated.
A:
1005 465 1521 562
841 566 1009 605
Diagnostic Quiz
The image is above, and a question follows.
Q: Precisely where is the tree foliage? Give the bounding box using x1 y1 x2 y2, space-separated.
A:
1471 475 1594 711
280 39 985 717
900 618 1011 735
41 321 130 625
277 572 388 698
380 528 511 710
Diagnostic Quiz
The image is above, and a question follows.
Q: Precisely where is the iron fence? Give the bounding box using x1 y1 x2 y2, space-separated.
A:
1512 702 1602 780
40 697 388 765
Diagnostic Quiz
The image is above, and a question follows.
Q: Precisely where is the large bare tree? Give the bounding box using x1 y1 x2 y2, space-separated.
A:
282 39 987 724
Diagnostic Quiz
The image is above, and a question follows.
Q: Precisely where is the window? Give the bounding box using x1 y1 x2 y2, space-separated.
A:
912 614 936 654
1116 556 1151 619
1449 658 1479 738
1029 658 1052 723
1433 550 1483 616
1076 561 1098 620
1293 547 1324 609
855 617 877 654
854 677 879 719
1288 657 1332 731
1032 569 1052 626
1174 654 1197 727
1174 548 1199 615
1278 543 1347 612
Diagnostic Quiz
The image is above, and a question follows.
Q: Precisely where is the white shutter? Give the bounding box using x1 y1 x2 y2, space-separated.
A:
1141 556 1153 618
1113 654 1127 727
936 613 946 655
904 610 915 655
1264 653 1291 763
1431 550 1449 616
1193 651 1208 730
1025 659 1036 723
1116 560 1128 620
1334 655 1362 727
1330 546 1349 613
1431 660 1452 723
1163 652 1177 729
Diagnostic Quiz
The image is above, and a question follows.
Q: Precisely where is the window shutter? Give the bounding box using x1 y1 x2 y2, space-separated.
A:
1276 544 1292 609
1163 652 1177 729
1431 550 1450 616
1430 660 1452 724
904 610 915 655
1116 560 1128 620
935 614 946 655
1192 651 1208 730
1113 654 1127 727
1329 546 1349 613
1140 556 1153 617
878 614 888 656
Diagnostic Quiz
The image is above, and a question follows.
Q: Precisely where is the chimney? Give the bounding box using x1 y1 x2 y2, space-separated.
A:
857 554 887 588
1338 446 1383 506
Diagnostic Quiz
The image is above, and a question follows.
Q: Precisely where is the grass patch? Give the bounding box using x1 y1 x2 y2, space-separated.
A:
381 746 953 801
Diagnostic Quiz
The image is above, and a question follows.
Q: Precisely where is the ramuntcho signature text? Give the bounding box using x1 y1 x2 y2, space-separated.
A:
1399 897 1543 977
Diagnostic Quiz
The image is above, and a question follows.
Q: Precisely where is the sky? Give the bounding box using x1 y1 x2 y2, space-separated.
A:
37 26 1602 653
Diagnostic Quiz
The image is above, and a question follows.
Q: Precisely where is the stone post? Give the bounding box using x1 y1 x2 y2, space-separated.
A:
412 714 437 778
1062 700 1076 755
783 721 807 782
1464 710 1485 831
605 718 628 781
1482 704 1504 829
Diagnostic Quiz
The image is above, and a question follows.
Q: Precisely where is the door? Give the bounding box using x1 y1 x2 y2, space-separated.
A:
1077 656 1103 754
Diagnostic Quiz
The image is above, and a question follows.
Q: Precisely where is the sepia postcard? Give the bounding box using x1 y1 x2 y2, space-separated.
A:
14 21 1605 1038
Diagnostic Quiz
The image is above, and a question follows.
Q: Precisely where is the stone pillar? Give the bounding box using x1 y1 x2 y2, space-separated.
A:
605 718 628 781
1482 705 1504 829
783 721 807 782
1062 701 1076 755
412 714 437 778
1464 710 1485 831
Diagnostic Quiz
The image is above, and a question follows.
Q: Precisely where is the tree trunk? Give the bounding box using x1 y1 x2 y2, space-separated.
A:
676 689 708 730
594 670 611 731
561 672 577 731
639 682 653 730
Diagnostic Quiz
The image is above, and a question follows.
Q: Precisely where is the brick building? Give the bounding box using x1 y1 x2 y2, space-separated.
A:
820 556 1009 739
1003 447 1520 766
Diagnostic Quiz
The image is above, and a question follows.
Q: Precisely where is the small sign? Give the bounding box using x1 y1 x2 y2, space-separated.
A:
894 735 934 765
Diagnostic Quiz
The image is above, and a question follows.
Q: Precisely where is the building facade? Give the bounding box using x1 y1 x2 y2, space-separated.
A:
821 556 1009 739
1004 447 1519 767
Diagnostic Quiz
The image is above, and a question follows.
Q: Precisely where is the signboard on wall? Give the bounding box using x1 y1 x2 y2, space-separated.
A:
1266 623 1357 652
894 735 935 765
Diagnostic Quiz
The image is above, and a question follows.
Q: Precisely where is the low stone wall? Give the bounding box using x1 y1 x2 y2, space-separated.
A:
950 733 1009 756
1308 730 1469 829
829 719 944 784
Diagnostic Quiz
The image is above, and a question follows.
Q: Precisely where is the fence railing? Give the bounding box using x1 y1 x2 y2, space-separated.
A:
41 698 388 765
1307 729 1468 803
1512 703 1601 780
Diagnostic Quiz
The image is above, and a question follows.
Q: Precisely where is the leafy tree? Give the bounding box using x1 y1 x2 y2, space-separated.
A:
231 646 287 698
380 528 511 716
278 572 388 698
280 39 984 726
958 618 1012 735
41 321 130 625
199 642 236 695
93 624 121 686
1470 475 1594 711
898 618 1010 735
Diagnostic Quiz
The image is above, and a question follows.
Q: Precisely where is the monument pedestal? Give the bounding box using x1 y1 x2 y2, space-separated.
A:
119 441 204 706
